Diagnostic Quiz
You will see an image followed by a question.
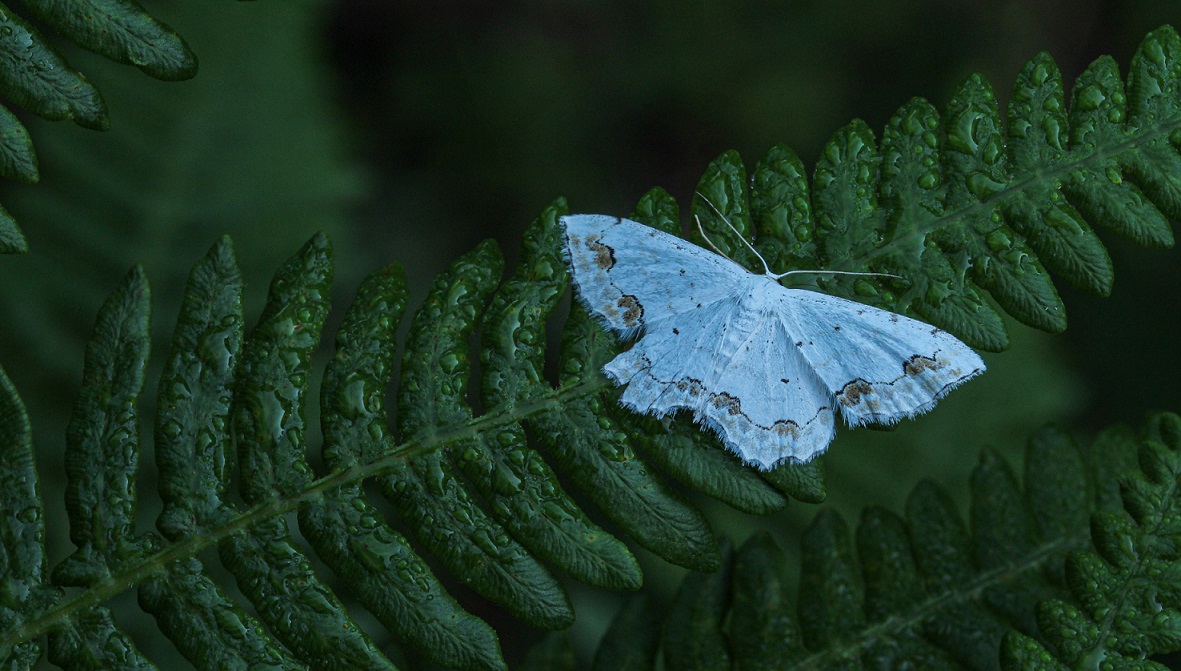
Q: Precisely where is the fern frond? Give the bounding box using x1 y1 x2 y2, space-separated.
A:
567 416 1181 670
686 26 1181 352
0 0 198 251
0 210 818 670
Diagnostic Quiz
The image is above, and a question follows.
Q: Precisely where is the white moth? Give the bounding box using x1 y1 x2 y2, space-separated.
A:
560 214 985 470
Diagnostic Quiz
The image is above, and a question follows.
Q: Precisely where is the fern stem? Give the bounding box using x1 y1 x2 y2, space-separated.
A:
0 376 608 650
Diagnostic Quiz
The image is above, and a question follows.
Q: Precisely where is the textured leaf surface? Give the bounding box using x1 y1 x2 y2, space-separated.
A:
20 0 197 81
0 366 55 670
35 268 155 669
224 235 395 671
0 205 797 667
145 237 301 671
138 558 303 671
0 0 210 243
540 303 720 572
154 237 242 538
0 204 24 253
391 238 575 630
0 5 106 130
0 103 36 183
54 267 151 587
304 263 505 671
576 420 1181 670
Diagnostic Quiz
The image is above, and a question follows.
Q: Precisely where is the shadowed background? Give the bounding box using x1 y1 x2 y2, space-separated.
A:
1 0 1179 667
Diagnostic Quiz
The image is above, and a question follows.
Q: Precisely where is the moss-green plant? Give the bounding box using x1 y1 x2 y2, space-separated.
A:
3 23 1181 671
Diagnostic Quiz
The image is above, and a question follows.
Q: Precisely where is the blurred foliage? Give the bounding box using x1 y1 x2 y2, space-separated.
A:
0 0 361 429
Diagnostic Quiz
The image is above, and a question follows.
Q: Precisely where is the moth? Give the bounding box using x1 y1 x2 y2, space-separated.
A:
561 214 984 469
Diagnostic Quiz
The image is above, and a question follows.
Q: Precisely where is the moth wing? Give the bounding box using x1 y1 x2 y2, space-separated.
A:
605 295 836 468
782 289 985 427
561 215 752 335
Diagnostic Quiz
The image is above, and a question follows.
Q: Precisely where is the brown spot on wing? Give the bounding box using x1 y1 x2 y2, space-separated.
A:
837 379 873 407
709 391 743 415
587 238 616 270
618 294 644 327
903 354 943 376
771 419 800 439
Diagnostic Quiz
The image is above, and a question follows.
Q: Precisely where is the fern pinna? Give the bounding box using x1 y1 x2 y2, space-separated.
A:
4 23 1181 671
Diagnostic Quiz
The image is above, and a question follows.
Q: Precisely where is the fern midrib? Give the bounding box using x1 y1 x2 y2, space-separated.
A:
830 113 1181 274
789 534 1087 669
0 375 609 649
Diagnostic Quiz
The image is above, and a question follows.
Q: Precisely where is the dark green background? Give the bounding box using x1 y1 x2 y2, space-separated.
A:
2 0 1179 667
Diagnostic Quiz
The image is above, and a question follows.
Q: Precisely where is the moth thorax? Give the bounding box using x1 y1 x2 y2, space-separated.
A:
741 284 776 310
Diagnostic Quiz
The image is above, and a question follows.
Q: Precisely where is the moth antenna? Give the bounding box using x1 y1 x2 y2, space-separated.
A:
693 191 902 283
694 191 774 275
694 215 735 262
772 268 906 281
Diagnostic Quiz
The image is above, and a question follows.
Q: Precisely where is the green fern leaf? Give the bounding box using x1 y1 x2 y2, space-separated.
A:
52 265 151 587
0 217 761 668
143 237 305 670
0 7 106 131
676 26 1181 354
1006 53 1114 298
35 267 159 670
1006 413 1181 669
432 209 641 595
304 259 505 671
19 0 196 81
223 235 395 671
1065 56 1174 250
0 366 57 670
0 103 37 184
390 236 576 630
0 203 24 253
571 416 1181 670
